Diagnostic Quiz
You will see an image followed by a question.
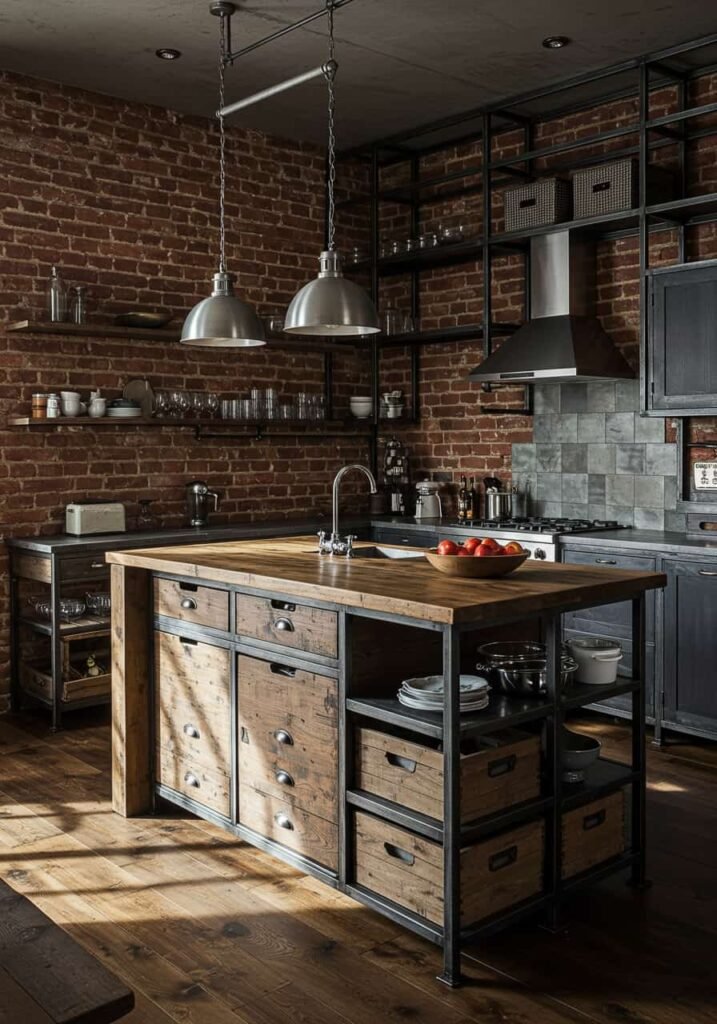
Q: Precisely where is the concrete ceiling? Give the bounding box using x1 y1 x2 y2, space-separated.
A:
0 0 715 148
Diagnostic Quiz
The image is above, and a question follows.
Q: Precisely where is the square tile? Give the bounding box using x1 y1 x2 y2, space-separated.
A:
606 412 635 443
634 507 665 530
616 443 646 475
533 416 559 443
562 502 589 520
587 444 616 475
533 383 561 414
664 475 677 510
537 473 562 500
561 473 588 504
587 381 616 412
634 415 667 443
606 474 634 507
605 505 635 526
511 443 536 473
562 443 588 473
634 475 664 508
588 502 608 521
588 474 606 504
513 473 537 508
542 501 563 519
554 415 578 443
560 383 588 413
615 379 639 412
665 510 687 532
577 412 606 442
536 443 562 472
645 443 677 476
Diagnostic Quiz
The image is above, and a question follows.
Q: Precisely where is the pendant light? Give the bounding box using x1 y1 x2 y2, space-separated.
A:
284 3 379 337
181 3 265 347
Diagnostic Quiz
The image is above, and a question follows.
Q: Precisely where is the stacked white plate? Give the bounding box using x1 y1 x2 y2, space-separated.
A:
398 674 490 713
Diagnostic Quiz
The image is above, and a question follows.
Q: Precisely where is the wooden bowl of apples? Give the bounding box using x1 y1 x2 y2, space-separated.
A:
425 537 530 578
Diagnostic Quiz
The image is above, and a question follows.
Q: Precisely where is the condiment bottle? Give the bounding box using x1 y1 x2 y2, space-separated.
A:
46 266 67 323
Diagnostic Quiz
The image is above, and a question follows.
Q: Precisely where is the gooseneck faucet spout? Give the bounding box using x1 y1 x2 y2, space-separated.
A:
318 463 378 556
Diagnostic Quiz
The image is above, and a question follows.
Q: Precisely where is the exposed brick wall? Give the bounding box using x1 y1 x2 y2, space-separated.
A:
0 70 373 700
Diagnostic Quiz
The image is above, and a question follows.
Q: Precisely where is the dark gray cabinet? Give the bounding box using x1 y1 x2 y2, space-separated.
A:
561 545 657 720
648 260 717 415
662 558 717 742
372 527 439 547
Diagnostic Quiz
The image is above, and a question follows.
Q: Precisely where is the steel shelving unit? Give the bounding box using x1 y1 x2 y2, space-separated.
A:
337 31 717 470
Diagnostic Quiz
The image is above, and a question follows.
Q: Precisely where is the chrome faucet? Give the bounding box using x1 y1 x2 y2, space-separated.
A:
318 464 377 556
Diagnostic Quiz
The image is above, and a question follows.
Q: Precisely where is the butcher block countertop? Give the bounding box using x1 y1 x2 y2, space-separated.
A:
107 536 666 625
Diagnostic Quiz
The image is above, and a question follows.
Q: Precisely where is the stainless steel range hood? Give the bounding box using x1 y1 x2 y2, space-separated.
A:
469 230 635 384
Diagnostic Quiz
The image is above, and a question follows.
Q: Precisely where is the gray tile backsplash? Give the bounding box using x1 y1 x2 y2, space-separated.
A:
514 382 674 528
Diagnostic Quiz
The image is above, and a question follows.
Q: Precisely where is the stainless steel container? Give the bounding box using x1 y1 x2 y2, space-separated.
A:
186 480 220 528
476 641 577 696
485 490 513 520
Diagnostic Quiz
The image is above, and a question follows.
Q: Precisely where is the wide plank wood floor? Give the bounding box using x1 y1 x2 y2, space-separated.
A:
0 709 715 1024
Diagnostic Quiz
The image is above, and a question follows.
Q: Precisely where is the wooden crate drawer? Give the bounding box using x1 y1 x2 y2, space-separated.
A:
59 553 110 582
236 594 337 658
240 784 338 872
355 727 540 824
561 792 625 879
155 578 229 630
238 654 337 823
354 812 544 927
20 659 111 704
157 748 230 818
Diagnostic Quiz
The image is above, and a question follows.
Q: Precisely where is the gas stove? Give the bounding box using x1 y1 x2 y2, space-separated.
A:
446 517 626 562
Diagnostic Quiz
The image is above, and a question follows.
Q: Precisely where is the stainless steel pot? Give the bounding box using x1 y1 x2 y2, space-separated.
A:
476 641 577 696
485 490 512 521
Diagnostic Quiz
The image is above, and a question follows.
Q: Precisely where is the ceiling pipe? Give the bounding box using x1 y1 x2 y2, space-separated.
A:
221 0 356 65
218 61 335 118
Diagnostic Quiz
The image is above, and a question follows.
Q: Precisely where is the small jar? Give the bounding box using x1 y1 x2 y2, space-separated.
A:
46 393 61 418
31 393 48 420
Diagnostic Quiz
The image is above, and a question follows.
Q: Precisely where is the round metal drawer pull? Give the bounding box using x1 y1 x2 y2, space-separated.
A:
595 558 617 565
274 729 294 746
183 724 200 739
274 617 295 632
180 597 198 610
275 770 294 787
274 813 294 830
184 772 200 788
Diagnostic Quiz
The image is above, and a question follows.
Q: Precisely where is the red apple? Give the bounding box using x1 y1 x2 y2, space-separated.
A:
463 537 481 554
456 547 472 557
436 539 459 556
480 536 501 551
475 543 495 557
504 541 524 555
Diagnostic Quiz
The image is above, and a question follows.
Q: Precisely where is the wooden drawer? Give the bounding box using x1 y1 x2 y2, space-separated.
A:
562 792 625 879
155 578 229 630
154 631 231 769
354 812 544 927
236 594 337 658
237 654 337 823
59 553 110 582
157 748 230 818
355 727 540 824
240 784 338 871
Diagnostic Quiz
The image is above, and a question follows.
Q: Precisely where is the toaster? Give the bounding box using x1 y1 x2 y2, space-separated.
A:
65 502 127 536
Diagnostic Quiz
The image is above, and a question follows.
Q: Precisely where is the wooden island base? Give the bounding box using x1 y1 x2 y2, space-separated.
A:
108 536 665 986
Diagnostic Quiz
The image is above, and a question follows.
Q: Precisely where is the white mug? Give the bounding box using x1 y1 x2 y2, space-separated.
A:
61 398 81 417
88 398 106 418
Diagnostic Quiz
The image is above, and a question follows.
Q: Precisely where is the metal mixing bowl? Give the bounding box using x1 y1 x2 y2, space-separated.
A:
476 641 577 696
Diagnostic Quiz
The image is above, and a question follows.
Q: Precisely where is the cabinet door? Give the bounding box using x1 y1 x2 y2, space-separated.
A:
561 547 656 641
663 559 717 738
649 263 717 413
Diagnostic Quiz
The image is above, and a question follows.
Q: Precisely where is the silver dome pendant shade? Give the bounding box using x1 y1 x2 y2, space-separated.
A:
181 5 265 348
284 7 379 338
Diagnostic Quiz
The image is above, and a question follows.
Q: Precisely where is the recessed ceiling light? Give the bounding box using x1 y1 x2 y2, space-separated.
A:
542 36 571 49
156 48 182 60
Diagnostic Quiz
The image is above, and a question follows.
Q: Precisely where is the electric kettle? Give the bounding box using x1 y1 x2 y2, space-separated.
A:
185 480 220 528
415 480 442 520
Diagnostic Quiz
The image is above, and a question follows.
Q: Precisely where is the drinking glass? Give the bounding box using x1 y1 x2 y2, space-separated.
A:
176 391 192 418
168 390 183 418
206 393 219 418
155 390 170 418
250 387 263 420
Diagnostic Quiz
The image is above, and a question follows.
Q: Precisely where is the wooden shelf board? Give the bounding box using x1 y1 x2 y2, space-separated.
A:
9 416 372 433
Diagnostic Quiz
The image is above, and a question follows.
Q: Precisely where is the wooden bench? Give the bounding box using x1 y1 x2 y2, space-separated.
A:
0 880 134 1024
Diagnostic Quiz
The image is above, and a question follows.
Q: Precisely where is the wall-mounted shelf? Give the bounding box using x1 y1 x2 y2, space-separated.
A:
354 237 484 277
377 322 521 349
9 415 373 441
5 320 362 353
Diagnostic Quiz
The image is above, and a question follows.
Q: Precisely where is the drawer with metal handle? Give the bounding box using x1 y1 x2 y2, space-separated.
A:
355 726 540 824
155 578 229 630
239 784 338 872
154 631 231 768
237 654 338 823
561 791 625 879
156 748 230 819
59 553 111 582
354 811 544 927
236 594 337 658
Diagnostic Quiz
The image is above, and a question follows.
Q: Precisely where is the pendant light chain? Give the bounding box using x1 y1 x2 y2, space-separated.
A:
326 1 337 251
218 13 228 273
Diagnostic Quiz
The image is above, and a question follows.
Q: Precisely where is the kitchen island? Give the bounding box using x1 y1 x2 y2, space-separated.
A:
108 536 665 987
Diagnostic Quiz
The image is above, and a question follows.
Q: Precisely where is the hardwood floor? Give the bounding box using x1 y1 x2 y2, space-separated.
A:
0 709 715 1024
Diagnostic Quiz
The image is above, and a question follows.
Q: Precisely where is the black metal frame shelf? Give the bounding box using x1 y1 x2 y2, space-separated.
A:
357 236 484 277
561 758 638 811
19 614 111 638
377 322 520 349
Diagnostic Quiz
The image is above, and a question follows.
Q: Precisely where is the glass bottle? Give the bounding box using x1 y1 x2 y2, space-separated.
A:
466 476 475 521
70 285 87 324
46 266 67 322
457 475 468 521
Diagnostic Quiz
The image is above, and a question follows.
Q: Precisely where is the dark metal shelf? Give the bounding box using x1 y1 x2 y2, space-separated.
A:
562 677 640 710
647 192 717 223
561 757 637 811
355 237 483 277
377 322 520 349
489 209 641 249
346 691 552 740
347 790 443 841
19 615 111 637
489 122 640 171
647 99 717 130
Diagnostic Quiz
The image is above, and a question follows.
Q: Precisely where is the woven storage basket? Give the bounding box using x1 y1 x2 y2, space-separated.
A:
504 177 571 232
573 158 674 218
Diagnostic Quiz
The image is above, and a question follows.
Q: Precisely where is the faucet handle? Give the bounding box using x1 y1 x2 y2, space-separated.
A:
317 529 328 553
345 535 357 558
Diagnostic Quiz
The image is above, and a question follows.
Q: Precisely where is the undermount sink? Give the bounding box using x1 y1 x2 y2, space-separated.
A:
350 545 424 560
